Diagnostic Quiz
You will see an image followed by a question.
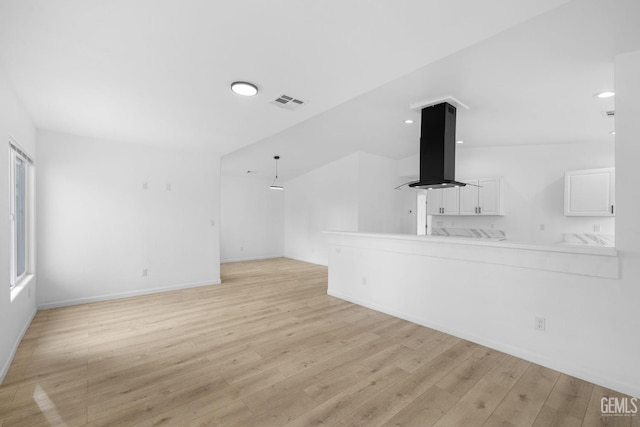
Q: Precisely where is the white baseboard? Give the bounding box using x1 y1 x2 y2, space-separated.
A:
221 254 284 263
282 254 328 266
327 288 640 399
0 306 37 385
38 279 221 310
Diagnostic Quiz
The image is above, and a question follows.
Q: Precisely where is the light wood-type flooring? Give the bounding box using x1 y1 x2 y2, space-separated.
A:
0 258 636 426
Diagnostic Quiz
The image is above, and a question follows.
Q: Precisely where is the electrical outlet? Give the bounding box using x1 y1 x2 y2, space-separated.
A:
361 277 367 286
142 182 148 190
593 224 601 232
539 224 545 231
335 247 342 253
240 246 243 252
166 183 172 191
210 220 215 227
142 268 148 277
535 316 546 331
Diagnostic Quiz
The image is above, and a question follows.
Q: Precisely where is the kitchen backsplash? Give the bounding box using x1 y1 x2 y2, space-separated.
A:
431 227 506 240
562 233 615 247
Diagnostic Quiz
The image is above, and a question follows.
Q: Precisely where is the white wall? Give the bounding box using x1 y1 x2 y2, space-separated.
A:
221 173 284 262
400 141 615 243
326 50 640 398
0 71 37 383
284 152 417 265
611 48 640 393
358 152 416 235
37 130 221 308
284 153 359 265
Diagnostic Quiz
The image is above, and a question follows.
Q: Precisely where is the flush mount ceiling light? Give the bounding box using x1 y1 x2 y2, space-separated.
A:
269 156 284 190
404 119 414 124
456 140 464 144
231 81 258 96
595 91 615 98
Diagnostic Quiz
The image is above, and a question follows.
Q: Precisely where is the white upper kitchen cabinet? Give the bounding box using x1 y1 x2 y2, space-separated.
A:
478 177 503 215
459 181 479 215
426 187 459 215
459 178 504 216
442 187 460 215
426 188 442 215
564 168 615 216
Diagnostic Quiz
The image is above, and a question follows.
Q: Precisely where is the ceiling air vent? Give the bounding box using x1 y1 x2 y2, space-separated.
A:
270 94 307 110
601 110 615 118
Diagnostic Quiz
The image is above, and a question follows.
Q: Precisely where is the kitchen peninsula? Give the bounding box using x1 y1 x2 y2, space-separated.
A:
325 230 622 395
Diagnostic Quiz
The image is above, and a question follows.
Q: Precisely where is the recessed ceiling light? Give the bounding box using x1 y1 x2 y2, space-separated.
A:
595 91 615 98
231 81 258 96
404 119 414 124
456 140 464 144
610 131 616 135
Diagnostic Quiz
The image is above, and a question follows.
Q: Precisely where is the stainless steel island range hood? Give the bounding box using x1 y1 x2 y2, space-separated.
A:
409 102 466 190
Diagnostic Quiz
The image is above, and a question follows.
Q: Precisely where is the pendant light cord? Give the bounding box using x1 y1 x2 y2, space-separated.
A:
271 155 280 187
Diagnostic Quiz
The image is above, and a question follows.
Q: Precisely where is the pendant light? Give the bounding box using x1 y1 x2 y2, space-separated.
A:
269 156 284 190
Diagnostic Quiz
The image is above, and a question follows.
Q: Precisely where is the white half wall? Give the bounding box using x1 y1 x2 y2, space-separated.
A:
221 173 284 262
400 140 615 243
327 231 637 397
0 70 37 383
36 130 221 309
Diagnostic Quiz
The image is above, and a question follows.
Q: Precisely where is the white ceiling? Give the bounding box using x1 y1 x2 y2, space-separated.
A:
0 0 568 156
222 0 640 182
2 1 637 185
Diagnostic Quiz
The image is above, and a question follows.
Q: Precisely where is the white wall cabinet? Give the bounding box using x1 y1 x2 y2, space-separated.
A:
459 182 479 215
426 187 459 215
459 177 504 216
564 168 615 216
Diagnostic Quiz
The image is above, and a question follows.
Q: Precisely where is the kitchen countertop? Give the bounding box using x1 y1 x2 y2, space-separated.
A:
324 231 619 278
325 231 617 256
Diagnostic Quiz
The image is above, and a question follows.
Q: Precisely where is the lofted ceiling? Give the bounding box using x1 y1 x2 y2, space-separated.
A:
0 0 569 156
222 0 640 182
3 1 637 185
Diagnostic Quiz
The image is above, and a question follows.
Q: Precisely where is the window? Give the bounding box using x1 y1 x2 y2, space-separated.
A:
9 140 33 289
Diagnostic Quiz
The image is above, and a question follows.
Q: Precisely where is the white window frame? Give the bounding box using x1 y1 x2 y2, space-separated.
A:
9 138 34 291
